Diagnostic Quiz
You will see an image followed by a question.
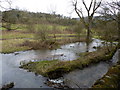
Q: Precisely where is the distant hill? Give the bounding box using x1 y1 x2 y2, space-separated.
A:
2 9 77 26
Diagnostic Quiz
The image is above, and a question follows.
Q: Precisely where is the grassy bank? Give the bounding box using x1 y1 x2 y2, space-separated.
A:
1 39 32 53
1 31 34 40
20 46 117 79
1 36 86 53
1 30 86 53
92 58 120 88
1 31 79 40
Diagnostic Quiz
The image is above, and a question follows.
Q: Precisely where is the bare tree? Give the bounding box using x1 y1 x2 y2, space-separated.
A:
72 0 102 52
100 1 120 46
99 0 120 60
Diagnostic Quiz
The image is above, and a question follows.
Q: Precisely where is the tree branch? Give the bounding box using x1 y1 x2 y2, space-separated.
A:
89 0 94 11
91 0 102 17
82 0 89 12
73 0 82 19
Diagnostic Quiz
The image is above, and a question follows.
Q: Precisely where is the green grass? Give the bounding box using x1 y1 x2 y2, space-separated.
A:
1 31 34 39
1 23 69 32
1 30 78 40
1 32 77 40
1 39 31 53
20 46 117 79
1 37 80 54
53 37 76 40
20 60 60 75
49 34 77 37
1 30 86 53
0 27 6 30
1 23 27 31
93 35 102 39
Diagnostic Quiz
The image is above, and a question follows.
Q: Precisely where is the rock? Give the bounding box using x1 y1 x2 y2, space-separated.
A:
93 46 97 49
45 79 69 89
35 72 38 76
40 86 42 87
105 75 111 79
100 80 105 83
61 54 64 56
2 82 14 90
14 52 19 55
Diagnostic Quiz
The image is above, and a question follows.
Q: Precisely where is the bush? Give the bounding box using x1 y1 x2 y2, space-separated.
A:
35 25 49 42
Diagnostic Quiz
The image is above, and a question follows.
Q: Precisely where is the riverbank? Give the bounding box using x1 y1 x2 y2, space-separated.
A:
1 30 87 54
1 37 86 54
20 46 118 79
92 50 120 88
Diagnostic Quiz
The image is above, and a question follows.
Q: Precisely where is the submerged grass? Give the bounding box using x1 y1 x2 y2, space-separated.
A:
20 46 118 79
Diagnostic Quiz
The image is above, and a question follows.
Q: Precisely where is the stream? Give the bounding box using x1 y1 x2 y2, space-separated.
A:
0 39 119 88
62 50 119 88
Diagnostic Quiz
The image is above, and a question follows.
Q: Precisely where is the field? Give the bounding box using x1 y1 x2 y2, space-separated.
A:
1 23 87 53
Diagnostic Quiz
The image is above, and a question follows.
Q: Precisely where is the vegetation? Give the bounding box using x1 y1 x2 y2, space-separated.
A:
1 30 86 53
1 5 119 53
92 44 120 88
1 39 31 53
1 9 77 31
73 0 102 52
1 0 120 88
20 46 117 79
92 59 120 88
1 31 34 39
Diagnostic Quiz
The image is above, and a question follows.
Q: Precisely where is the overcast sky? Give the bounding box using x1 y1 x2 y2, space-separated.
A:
0 0 110 18
13 0 72 16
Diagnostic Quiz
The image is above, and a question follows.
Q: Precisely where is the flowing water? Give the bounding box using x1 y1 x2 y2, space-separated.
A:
0 39 118 88
63 50 119 88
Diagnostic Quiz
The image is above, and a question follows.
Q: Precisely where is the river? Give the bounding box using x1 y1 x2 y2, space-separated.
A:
0 39 118 88
62 50 119 88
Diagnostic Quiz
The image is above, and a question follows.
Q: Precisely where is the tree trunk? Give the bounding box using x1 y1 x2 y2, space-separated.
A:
86 26 90 52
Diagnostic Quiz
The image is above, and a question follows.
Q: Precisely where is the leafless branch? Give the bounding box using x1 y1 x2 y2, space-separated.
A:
82 0 89 12
72 0 82 18
0 0 12 10
89 0 93 11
